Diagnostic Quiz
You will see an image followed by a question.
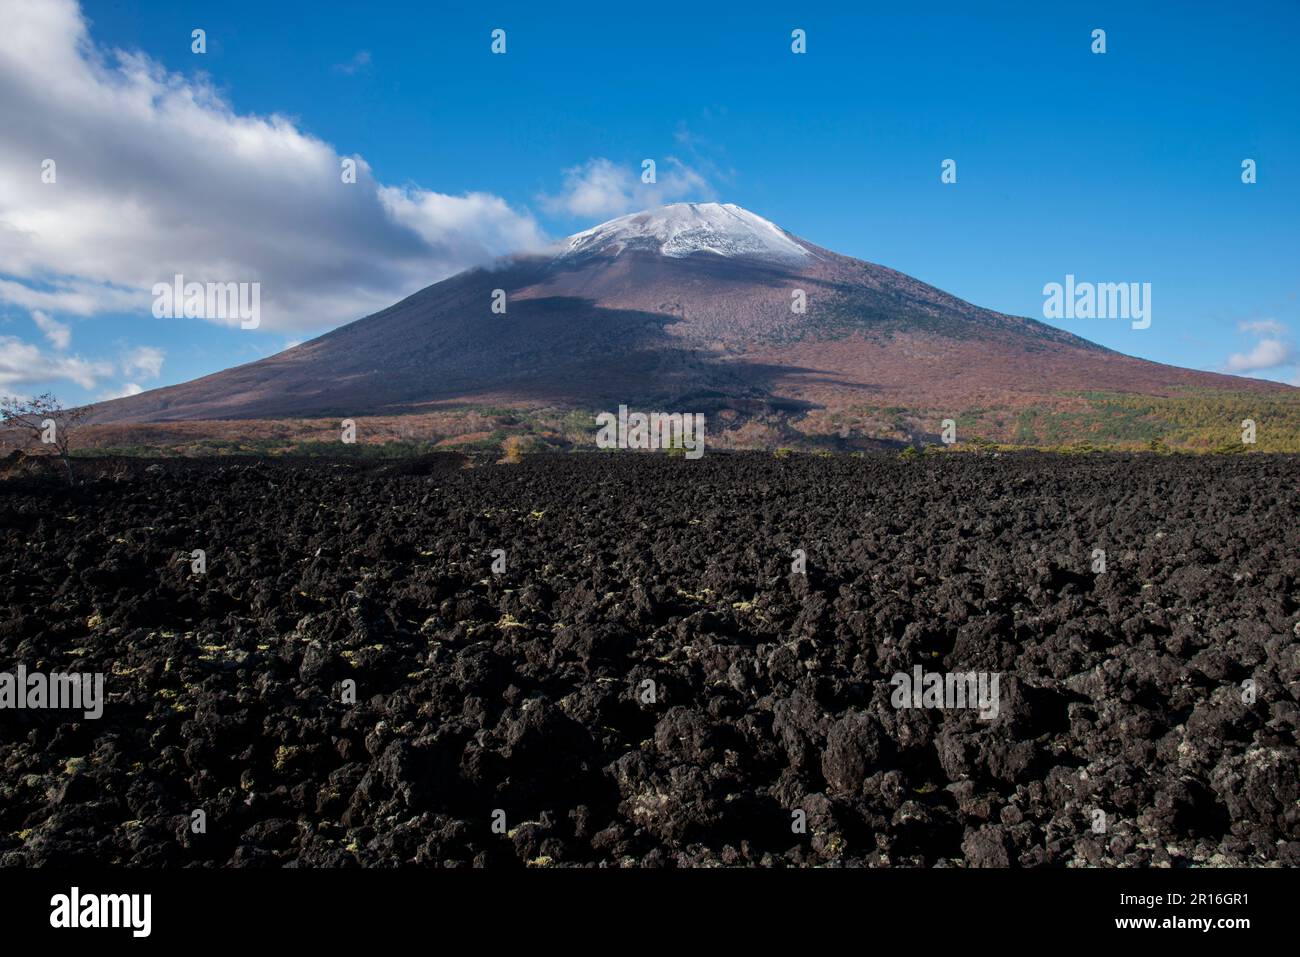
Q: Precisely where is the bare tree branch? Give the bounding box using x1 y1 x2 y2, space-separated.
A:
0 392 85 484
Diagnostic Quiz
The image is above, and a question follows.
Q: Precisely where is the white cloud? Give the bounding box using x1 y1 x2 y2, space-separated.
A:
379 188 551 264
0 321 162 400
540 157 713 219
1224 319 1295 372
1226 338 1295 372
0 336 113 390
120 345 164 380
98 381 143 400
0 0 547 332
32 310 70 349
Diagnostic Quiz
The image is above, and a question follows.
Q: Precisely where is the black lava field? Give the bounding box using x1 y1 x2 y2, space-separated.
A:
1 452 1297 868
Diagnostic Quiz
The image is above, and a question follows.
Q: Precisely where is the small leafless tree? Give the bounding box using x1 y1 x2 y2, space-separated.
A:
0 392 88 484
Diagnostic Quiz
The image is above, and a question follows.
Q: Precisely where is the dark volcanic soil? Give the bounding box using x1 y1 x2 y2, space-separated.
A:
1 452 1297 868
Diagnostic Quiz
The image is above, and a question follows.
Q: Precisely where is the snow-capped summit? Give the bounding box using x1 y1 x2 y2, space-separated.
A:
561 202 813 264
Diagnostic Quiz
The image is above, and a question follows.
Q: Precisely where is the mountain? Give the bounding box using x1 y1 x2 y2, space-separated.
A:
87 202 1287 430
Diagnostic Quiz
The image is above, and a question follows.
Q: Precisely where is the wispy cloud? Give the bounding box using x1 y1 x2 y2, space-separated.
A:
32 310 70 349
332 50 371 76
0 336 113 391
539 157 713 219
1237 319 1288 337
0 327 163 396
120 345 164 380
0 279 141 317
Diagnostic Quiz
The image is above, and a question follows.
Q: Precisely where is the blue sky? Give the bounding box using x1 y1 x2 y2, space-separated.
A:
2 0 1297 404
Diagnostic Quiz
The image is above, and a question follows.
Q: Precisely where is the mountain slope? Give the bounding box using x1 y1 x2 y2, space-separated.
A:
87 202 1289 425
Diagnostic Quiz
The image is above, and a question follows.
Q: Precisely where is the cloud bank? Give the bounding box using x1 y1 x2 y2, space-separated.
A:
0 0 547 335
